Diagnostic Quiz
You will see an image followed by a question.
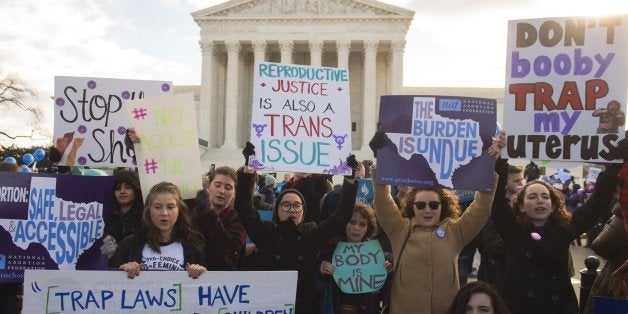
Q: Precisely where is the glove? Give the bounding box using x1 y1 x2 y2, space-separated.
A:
610 135 628 161
600 134 628 176
368 124 388 158
100 235 117 259
243 142 256 166
345 154 359 179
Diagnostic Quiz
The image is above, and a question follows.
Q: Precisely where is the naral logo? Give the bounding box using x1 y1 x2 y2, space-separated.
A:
0 254 6 270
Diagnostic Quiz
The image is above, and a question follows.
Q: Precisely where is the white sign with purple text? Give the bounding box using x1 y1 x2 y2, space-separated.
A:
54 76 172 167
503 15 627 163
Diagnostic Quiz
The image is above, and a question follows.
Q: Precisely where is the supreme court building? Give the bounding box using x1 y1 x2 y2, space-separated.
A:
184 0 504 169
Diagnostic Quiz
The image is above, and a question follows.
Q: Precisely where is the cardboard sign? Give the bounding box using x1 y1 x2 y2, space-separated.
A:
503 15 628 162
126 93 202 199
24 270 297 313
0 173 114 282
54 76 172 167
332 240 387 294
249 62 352 175
376 95 497 190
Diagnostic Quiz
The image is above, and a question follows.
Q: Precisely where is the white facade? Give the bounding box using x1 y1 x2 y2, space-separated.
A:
191 0 414 168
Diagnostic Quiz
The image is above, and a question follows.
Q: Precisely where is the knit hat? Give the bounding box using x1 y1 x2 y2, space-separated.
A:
265 175 276 186
272 188 306 224
114 169 141 191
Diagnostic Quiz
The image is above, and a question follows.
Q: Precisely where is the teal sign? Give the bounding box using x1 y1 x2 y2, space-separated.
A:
332 240 387 294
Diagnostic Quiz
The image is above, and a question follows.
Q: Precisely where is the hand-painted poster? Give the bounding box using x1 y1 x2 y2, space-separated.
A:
24 270 297 313
0 172 113 283
504 15 628 162
376 95 497 190
126 93 202 200
54 76 172 167
249 62 352 175
332 240 387 294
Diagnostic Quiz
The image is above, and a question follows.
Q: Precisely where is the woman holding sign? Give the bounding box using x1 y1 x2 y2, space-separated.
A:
489 140 627 314
316 203 393 313
110 182 207 279
367 130 505 314
236 144 359 314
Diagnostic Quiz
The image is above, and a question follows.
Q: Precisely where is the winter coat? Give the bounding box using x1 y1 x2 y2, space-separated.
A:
105 208 143 244
109 234 206 268
105 169 143 244
195 200 248 271
583 205 628 314
492 159 618 314
371 168 497 314
235 171 357 314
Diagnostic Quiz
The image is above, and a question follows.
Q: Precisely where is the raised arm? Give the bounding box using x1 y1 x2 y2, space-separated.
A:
489 158 518 240
371 165 405 240
313 177 358 247
312 155 360 246
571 137 627 235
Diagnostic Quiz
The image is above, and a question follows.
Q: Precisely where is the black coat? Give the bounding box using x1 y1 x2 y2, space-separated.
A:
492 159 618 314
236 171 357 314
109 234 207 268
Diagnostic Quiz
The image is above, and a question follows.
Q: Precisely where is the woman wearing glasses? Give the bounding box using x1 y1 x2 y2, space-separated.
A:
234 155 360 314
368 131 506 314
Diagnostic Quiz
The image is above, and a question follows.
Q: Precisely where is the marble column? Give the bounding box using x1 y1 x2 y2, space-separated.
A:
362 40 378 150
223 40 240 148
252 40 267 67
199 41 214 147
390 40 405 94
336 40 351 69
309 40 323 67
279 40 293 64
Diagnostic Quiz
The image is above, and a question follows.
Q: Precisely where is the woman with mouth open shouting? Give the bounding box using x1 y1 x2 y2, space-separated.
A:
489 136 628 314
110 182 207 279
235 143 360 314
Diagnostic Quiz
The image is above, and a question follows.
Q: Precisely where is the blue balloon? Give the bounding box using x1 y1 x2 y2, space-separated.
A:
3 157 17 164
22 153 34 165
19 165 31 173
33 148 46 161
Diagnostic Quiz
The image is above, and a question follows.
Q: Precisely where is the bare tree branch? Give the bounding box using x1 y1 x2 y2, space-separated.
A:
0 66 45 149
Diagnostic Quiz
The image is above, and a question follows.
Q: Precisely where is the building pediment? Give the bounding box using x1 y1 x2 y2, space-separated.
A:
192 0 414 20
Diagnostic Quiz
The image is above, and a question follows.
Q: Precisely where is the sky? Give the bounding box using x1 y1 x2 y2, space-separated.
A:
1 0 627 147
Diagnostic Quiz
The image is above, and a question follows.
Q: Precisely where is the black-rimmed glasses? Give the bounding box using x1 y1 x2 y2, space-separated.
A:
280 202 304 213
413 201 441 210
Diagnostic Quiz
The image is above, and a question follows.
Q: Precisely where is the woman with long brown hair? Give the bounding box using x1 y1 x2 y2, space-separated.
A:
110 182 207 279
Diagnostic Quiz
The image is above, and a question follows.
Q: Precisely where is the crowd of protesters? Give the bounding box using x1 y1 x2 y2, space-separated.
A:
0 126 627 314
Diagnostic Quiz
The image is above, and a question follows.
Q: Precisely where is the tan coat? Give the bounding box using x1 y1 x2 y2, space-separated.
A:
372 169 497 314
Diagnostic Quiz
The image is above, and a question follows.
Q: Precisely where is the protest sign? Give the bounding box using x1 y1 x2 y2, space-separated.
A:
356 178 373 206
586 166 602 182
503 15 628 162
332 240 387 294
0 173 113 283
24 270 297 313
248 62 352 175
376 95 497 190
126 93 202 200
54 76 172 167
